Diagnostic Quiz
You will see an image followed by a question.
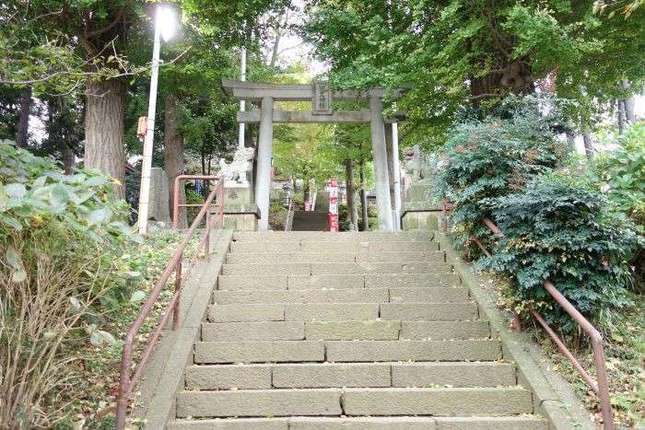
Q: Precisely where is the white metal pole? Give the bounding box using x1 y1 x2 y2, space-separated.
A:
137 11 162 235
392 122 402 231
238 47 247 149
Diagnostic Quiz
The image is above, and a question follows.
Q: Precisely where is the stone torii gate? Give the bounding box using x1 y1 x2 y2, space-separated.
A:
222 79 404 232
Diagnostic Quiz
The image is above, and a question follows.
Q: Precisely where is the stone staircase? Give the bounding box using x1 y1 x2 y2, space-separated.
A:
168 231 548 429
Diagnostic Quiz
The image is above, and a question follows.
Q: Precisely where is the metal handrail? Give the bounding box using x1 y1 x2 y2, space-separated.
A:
460 215 614 429
115 175 224 429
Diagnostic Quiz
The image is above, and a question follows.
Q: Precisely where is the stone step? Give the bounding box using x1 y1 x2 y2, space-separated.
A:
341 387 532 416
221 262 447 276
185 362 515 390
230 241 439 254
212 287 468 305
226 251 445 264
325 339 501 362
217 273 462 291
202 320 490 341
208 303 478 322
231 231 433 242
175 387 531 418
168 416 548 430
202 322 305 341
380 303 479 320
194 340 501 363
212 288 391 305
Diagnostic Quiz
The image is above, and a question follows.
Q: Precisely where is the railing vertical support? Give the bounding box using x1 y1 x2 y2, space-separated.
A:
593 341 614 429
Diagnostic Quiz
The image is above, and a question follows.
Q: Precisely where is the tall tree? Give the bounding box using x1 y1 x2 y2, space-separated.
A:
304 0 645 147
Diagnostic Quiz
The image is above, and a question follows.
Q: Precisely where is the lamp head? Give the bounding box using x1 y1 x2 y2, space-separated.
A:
156 4 178 42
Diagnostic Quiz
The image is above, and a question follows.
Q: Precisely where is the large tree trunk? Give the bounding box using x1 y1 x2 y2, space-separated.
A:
84 79 126 199
359 160 369 231
345 160 357 231
469 60 534 102
163 94 187 228
582 132 594 160
16 86 32 148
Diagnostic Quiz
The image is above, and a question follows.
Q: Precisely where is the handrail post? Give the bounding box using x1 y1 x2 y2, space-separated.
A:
592 339 615 429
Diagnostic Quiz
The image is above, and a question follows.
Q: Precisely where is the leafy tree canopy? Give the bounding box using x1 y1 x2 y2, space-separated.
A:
303 0 645 148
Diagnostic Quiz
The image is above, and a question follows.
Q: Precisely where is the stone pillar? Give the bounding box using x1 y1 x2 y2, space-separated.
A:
369 96 394 231
384 123 397 230
392 123 402 230
255 96 273 230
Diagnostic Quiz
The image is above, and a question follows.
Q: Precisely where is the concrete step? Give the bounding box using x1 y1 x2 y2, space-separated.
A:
168 416 548 430
202 319 490 341
325 339 501 362
212 288 391 305
176 389 342 418
202 322 305 341
221 262 448 276
231 231 433 242
194 340 501 363
225 251 445 264
230 241 440 254
400 320 491 340
217 273 462 291
185 362 515 390
380 302 478 320
208 303 478 322
341 387 532 416
212 287 468 304
176 387 532 418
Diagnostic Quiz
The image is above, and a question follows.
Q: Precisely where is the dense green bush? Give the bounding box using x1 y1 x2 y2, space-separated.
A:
0 142 132 428
481 173 640 331
435 97 567 250
434 98 640 333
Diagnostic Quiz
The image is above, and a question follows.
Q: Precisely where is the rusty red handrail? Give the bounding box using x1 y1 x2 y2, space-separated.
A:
115 175 224 429
455 215 614 429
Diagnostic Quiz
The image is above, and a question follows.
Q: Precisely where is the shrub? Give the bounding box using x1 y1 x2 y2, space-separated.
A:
435 97 567 249
0 142 131 428
593 123 645 227
481 173 641 331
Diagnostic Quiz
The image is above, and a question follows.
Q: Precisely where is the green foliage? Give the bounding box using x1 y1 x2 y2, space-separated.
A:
435 96 640 332
592 123 645 227
435 96 567 249
304 0 645 146
0 141 130 246
481 173 640 331
0 142 132 428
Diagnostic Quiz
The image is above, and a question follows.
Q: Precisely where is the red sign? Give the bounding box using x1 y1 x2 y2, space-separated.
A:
328 178 338 232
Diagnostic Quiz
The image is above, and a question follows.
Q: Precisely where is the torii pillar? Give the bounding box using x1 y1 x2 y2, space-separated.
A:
370 95 394 231
255 96 273 230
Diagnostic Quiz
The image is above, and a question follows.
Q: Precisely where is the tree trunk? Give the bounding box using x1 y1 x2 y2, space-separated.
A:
622 80 636 123
345 160 357 231
469 60 534 102
62 144 75 174
359 159 369 231
163 94 187 228
617 99 626 135
582 132 594 160
16 86 32 148
84 79 126 199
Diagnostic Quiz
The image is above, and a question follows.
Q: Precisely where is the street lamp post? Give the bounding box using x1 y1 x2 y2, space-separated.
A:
137 5 176 235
